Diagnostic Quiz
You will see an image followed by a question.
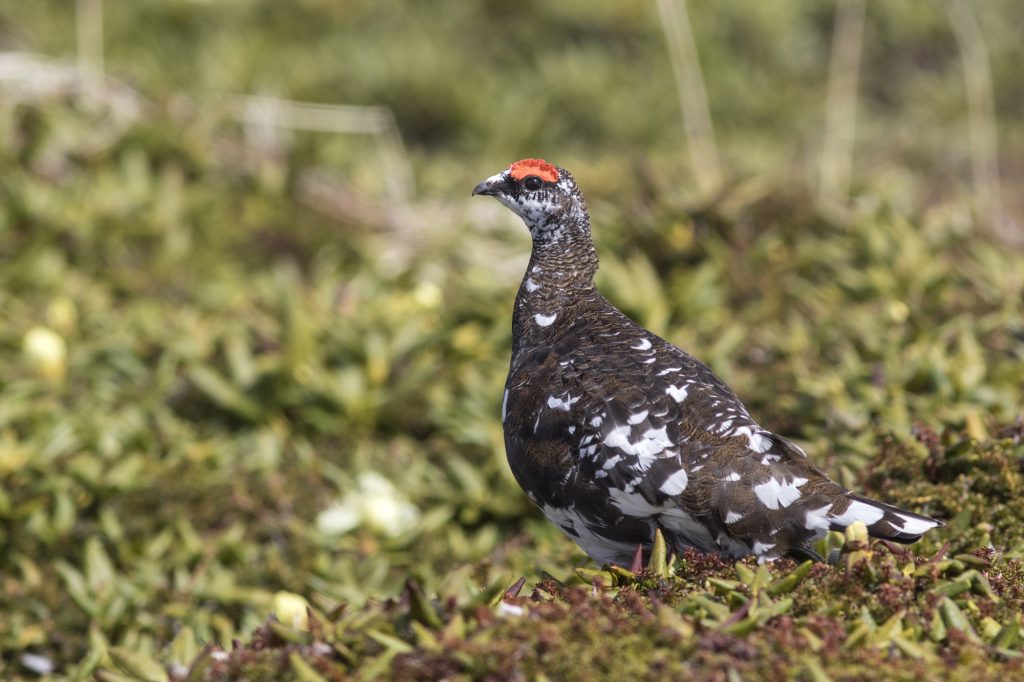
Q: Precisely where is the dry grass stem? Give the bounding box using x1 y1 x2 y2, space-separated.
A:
656 0 723 198
943 0 1006 239
818 0 866 216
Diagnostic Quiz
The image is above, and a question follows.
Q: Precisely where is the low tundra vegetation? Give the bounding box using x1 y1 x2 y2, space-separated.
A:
1 2 1023 679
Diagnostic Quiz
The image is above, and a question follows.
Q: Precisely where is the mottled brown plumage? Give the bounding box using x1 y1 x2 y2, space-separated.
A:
474 160 942 564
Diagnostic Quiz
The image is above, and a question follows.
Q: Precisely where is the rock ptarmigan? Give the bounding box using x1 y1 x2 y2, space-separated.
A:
473 158 942 564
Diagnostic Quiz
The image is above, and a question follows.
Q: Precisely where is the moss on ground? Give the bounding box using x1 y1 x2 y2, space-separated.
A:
173 425 1024 681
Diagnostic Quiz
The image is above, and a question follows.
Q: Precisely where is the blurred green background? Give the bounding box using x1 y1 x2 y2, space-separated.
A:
0 0 1022 678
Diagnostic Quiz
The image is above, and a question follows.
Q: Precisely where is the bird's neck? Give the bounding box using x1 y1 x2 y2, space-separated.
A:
525 215 599 285
511 216 600 356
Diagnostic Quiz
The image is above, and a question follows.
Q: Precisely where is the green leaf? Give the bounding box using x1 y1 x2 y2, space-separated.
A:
84 537 116 595
186 365 263 421
107 646 166 682
288 652 328 682
649 528 668 578
766 560 813 596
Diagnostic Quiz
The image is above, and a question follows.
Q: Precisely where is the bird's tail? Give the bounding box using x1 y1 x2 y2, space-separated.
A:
828 493 943 544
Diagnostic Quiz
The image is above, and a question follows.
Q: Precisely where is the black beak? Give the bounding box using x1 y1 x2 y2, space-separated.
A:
472 173 507 197
471 181 494 197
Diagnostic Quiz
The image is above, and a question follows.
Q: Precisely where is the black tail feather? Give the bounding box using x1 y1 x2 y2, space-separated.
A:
830 493 943 544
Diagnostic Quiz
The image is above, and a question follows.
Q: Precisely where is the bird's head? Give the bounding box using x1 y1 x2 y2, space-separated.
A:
472 159 588 239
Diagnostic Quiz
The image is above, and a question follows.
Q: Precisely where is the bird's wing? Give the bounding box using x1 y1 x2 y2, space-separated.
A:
552 323 848 556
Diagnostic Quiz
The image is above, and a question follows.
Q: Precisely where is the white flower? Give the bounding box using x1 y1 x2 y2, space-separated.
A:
497 601 526 618
316 471 420 538
361 492 420 537
23 326 67 382
315 500 361 535
412 282 442 309
272 591 310 630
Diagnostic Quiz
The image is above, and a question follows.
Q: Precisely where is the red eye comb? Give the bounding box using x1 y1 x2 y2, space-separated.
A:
509 158 559 183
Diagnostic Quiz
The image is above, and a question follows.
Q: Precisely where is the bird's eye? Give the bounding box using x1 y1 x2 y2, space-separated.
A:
523 175 543 191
